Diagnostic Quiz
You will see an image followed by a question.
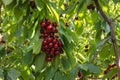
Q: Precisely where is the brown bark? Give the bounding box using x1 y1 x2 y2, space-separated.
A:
93 0 120 79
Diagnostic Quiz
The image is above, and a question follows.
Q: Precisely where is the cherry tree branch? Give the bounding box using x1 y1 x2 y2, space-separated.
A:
0 2 2 27
93 0 120 79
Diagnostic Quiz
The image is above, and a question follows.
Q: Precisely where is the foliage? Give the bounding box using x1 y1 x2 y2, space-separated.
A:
0 0 120 80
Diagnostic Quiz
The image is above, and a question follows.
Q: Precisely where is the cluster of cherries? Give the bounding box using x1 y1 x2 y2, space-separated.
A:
104 63 117 79
40 19 63 62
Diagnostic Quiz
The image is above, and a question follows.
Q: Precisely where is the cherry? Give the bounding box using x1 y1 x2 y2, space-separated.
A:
49 43 53 48
44 33 49 37
30 1 36 9
46 19 51 25
52 22 57 27
45 56 52 62
58 40 62 47
87 4 95 10
75 16 78 20
53 39 57 44
7 50 12 54
52 27 58 33
85 49 88 52
65 22 69 27
47 37 52 42
50 50 54 55
55 50 60 55
47 25 52 31
44 45 49 49
60 14 63 17
54 44 58 49
78 71 83 78
85 44 89 48
43 40 47 45
41 21 46 27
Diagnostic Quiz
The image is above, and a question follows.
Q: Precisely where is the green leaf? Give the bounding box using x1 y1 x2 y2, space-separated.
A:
61 35 74 54
54 71 63 80
35 0 44 11
86 64 101 74
58 0 64 7
8 68 20 80
75 22 83 36
96 36 111 48
52 56 60 70
99 44 114 59
33 39 42 54
62 74 70 80
76 0 85 14
61 56 71 71
113 0 119 4
34 53 46 72
78 64 88 71
67 54 76 68
103 22 110 34
2 0 13 5
66 3 76 14
20 69 35 80
0 68 4 78
22 51 33 66
32 29 42 54
45 67 56 80
14 6 23 20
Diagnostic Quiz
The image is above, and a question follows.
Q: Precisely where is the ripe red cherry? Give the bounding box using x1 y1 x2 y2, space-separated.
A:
85 44 89 48
52 27 58 33
55 50 60 55
41 21 46 27
44 33 48 37
44 45 49 49
53 39 57 44
47 37 52 42
43 40 47 45
75 16 78 20
46 49 50 53
58 40 62 47
30 1 36 9
87 4 95 10
45 56 52 62
46 19 51 25
49 42 53 48
65 22 69 27
7 50 12 54
47 25 52 31
54 44 58 49
50 49 55 55
52 22 57 27
78 71 83 78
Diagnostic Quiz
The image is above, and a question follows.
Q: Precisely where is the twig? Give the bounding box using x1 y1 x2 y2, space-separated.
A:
93 0 120 79
113 14 120 21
